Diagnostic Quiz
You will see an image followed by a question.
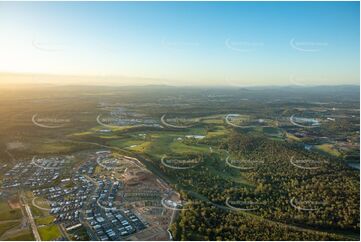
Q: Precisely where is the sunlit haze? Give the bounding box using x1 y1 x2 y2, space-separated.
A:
0 2 359 242
0 1 359 86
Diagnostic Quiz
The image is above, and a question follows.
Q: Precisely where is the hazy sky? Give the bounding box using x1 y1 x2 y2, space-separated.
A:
0 1 359 86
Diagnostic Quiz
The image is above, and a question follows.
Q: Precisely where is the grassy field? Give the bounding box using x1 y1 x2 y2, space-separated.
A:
30 203 48 217
262 127 282 136
169 142 210 154
28 138 94 156
0 202 22 221
38 224 62 241
35 216 54 226
30 196 56 231
4 229 34 241
227 114 251 125
33 197 51 210
285 132 301 141
206 125 229 138
127 141 152 153
315 144 342 157
144 132 211 159
108 138 146 149
34 143 74 153
0 221 20 237
206 163 253 187
202 118 224 125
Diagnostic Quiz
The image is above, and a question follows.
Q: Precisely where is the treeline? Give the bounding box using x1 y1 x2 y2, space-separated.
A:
160 130 359 240
223 131 359 231
170 201 347 241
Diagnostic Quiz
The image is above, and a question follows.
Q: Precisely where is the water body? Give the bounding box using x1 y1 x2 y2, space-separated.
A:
294 117 320 126
348 163 360 170
185 135 205 139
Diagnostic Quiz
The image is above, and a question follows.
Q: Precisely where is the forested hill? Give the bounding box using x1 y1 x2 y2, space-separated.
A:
168 131 359 240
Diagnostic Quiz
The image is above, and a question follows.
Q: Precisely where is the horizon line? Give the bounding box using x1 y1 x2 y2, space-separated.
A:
0 71 359 88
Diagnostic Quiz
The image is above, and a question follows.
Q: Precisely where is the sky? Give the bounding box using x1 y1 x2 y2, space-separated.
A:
0 1 359 86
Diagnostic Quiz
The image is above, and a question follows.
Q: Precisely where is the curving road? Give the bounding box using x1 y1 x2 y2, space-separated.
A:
32 197 50 211
57 139 354 240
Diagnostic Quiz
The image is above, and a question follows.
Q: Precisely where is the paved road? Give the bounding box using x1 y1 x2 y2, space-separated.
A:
22 196 41 241
59 224 71 240
5 150 16 165
60 139 357 240
31 197 50 211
